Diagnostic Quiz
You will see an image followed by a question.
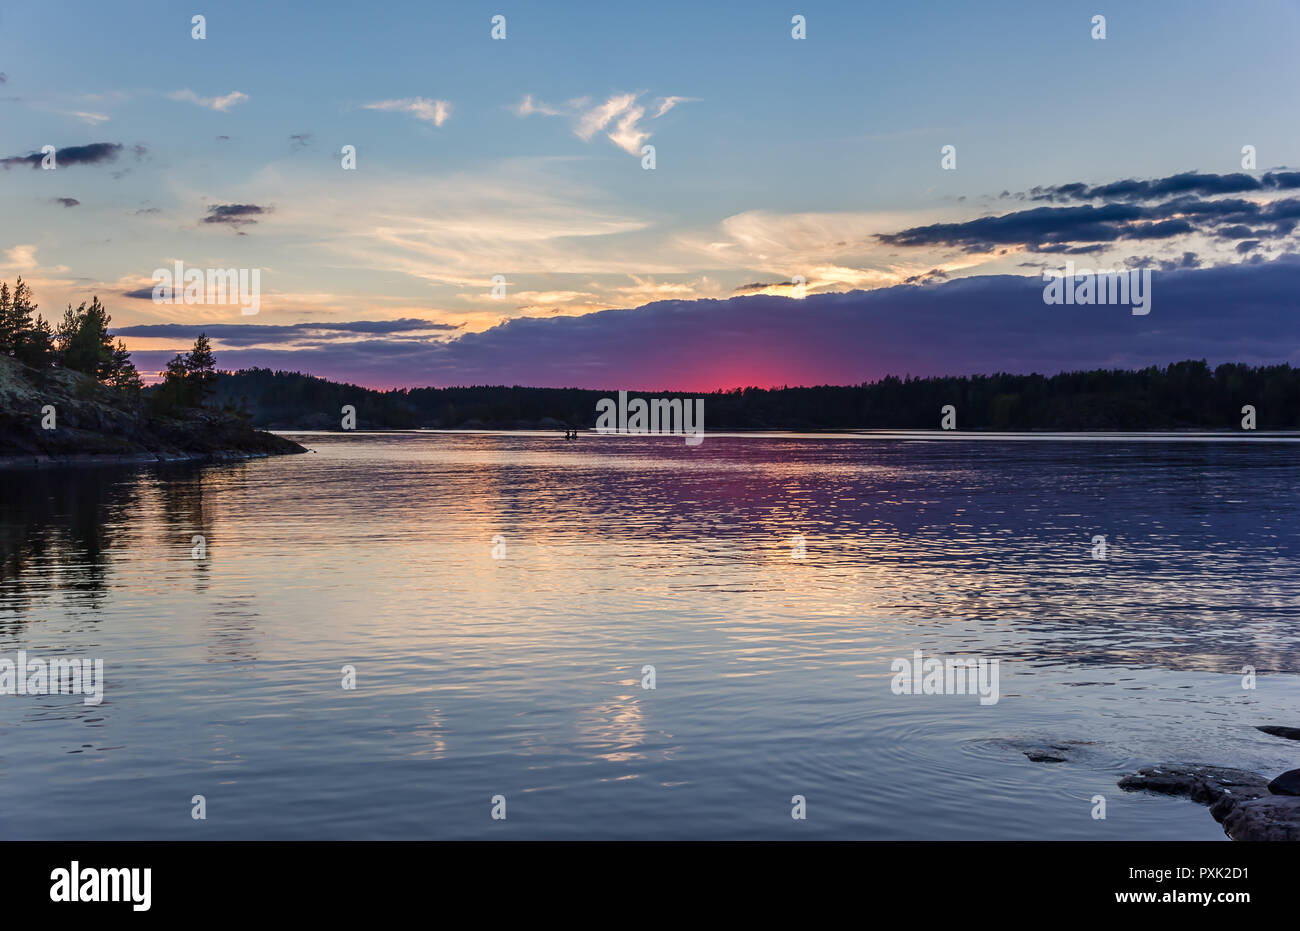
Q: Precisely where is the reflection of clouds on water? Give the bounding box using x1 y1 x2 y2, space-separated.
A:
2 433 1299 839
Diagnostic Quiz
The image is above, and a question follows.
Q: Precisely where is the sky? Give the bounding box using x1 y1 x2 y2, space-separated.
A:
2 0 1300 389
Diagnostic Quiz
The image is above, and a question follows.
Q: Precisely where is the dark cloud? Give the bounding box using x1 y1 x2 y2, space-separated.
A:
0 73 6 83
1028 170 1300 203
122 257 1300 391
113 318 458 347
733 281 797 293
879 193 1300 253
903 268 950 284
202 203 269 227
51 197 79 207
0 141 124 169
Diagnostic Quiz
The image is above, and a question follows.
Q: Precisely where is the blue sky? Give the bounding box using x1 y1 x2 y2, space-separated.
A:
3 0 1299 386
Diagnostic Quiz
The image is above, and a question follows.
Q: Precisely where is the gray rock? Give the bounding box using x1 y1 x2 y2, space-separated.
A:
1118 764 1270 821
1220 796 1300 841
1267 769 1300 796
1257 725 1300 741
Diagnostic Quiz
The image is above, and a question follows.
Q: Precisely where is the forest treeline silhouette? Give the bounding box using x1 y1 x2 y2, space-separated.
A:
213 361 1300 431
5 281 1295 431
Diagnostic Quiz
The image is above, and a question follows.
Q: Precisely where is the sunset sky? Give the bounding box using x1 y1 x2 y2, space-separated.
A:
3 0 1300 389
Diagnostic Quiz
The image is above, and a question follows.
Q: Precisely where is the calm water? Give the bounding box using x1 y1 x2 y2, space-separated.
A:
2 432 1298 840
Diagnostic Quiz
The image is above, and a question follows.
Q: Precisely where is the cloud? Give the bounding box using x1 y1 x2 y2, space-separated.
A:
113 319 458 347
202 203 269 228
878 189 1300 254
61 110 109 125
514 91 690 155
120 257 1300 391
363 97 451 126
511 94 561 117
1028 170 1300 204
168 89 249 112
651 96 693 118
51 197 80 208
0 141 125 169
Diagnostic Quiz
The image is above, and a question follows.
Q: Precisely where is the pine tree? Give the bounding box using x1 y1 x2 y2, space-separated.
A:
155 353 193 412
184 333 217 404
15 314 56 367
2 278 36 357
57 296 116 377
106 339 143 393
0 282 13 355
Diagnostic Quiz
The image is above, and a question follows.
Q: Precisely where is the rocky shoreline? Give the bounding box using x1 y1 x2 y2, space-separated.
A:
0 354 305 467
1118 762 1300 841
0 448 300 470
1007 724 1300 840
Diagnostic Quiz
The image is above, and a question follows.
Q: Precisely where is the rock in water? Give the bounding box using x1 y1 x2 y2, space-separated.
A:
1118 764 1269 810
1119 763 1300 840
1025 750 1068 763
1257 725 1300 741
1220 796 1300 841
1267 769 1300 796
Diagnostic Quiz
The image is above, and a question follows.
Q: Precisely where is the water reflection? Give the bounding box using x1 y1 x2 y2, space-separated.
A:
0 434 1297 839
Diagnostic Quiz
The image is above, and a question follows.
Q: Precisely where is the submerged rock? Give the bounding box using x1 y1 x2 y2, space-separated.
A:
1025 749 1069 763
1257 725 1300 741
1267 769 1300 796
1118 764 1300 840
981 737 1097 764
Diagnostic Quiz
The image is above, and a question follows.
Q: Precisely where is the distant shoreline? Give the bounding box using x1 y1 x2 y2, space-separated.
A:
278 427 1300 442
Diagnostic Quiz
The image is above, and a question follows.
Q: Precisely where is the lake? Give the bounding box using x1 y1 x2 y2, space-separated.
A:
2 431 1298 839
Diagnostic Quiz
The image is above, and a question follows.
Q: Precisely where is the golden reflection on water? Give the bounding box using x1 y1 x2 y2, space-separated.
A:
2 433 1299 839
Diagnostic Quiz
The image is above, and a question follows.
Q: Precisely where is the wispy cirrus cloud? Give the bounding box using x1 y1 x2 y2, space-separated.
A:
363 97 452 126
513 92 692 155
168 88 249 112
60 110 110 125
510 94 562 117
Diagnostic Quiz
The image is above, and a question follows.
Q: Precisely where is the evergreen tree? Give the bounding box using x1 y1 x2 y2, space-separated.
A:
1 278 36 356
156 353 193 410
0 282 12 355
184 333 217 404
58 296 115 377
15 314 56 368
106 339 143 393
